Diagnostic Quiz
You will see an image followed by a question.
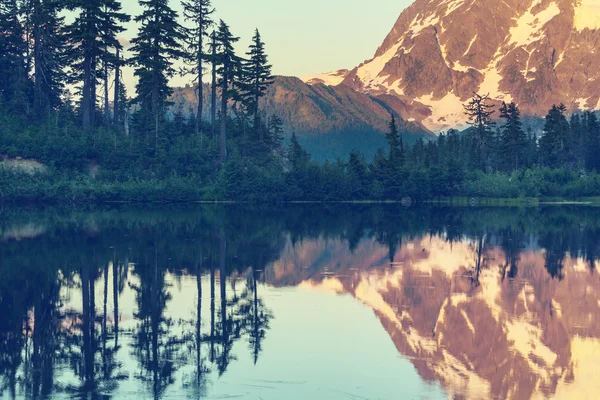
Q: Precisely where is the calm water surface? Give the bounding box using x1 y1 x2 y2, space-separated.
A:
1 205 600 399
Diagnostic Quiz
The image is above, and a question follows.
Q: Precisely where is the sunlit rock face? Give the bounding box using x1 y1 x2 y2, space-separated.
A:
268 235 600 399
306 0 600 132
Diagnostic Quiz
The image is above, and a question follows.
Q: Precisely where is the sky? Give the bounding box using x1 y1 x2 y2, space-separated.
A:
118 0 414 91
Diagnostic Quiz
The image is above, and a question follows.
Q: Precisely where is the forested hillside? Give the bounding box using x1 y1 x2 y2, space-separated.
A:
1 0 600 203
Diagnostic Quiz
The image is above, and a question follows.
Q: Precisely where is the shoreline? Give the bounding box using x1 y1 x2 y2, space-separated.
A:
1 197 600 206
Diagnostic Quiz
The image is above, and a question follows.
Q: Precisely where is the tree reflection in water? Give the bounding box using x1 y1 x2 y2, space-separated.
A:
0 205 600 399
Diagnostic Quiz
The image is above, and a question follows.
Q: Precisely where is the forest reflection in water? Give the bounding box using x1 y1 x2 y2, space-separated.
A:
1 205 600 399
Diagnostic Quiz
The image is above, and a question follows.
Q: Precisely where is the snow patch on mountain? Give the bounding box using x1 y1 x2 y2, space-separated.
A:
301 69 349 86
574 0 600 31
416 93 468 131
356 42 403 86
508 1 560 48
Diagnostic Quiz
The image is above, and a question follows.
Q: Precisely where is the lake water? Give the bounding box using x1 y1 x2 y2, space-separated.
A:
1 205 600 400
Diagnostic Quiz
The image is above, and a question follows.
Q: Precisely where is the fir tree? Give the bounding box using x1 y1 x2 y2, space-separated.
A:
539 104 570 168
268 115 284 148
569 113 585 166
209 30 217 139
524 127 538 167
464 93 495 171
498 102 526 171
113 48 128 133
130 0 186 149
0 0 31 112
182 0 214 137
386 115 404 165
215 20 241 164
65 0 128 127
584 111 600 172
31 0 67 116
288 132 309 170
100 1 129 127
242 29 273 137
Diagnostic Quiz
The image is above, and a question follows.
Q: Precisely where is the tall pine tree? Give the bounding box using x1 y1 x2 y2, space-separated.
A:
215 20 240 164
386 115 404 166
539 104 570 168
31 0 66 116
182 0 213 137
0 0 31 112
130 0 186 149
498 102 526 171
584 111 600 172
65 0 129 127
243 29 273 137
464 93 495 171
209 30 217 139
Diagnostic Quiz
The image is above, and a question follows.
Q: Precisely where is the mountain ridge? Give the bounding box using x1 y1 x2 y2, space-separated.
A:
170 76 435 161
304 0 600 132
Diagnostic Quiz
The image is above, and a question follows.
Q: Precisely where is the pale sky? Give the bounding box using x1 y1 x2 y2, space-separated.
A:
118 0 414 91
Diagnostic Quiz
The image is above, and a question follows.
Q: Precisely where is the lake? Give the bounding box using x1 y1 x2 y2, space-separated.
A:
1 205 600 399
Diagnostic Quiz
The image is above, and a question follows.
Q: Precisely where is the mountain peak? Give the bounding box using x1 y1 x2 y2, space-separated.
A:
306 0 600 131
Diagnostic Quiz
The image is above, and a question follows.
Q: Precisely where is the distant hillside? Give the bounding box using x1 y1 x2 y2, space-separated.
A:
170 76 435 162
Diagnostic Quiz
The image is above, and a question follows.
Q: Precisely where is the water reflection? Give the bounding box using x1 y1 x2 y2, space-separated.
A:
1 205 600 399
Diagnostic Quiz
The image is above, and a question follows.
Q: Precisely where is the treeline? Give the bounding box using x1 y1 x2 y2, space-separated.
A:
1 1 600 202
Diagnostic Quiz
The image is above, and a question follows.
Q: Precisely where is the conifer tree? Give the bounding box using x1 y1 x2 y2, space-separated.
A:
243 29 273 136
209 30 217 139
100 2 129 127
288 132 309 170
215 20 241 164
182 0 214 137
0 0 30 111
112 49 129 134
31 0 67 116
386 115 404 165
464 93 495 171
268 114 284 149
498 102 526 171
130 0 186 149
65 0 129 127
113 47 123 127
569 113 585 165
584 111 600 172
539 104 570 168
524 127 538 167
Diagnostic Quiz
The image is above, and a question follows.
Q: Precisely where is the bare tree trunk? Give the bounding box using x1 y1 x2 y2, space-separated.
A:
113 260 119 349
83 62 92 127
196 261 202 383
114 49 120 127
104 59 110 127
124 109 129 137
210 32 217 140
102 263 108 373
153 84 159 152
196 36 203 143
219 235 227 342
210 263 215 363
219 74 228 164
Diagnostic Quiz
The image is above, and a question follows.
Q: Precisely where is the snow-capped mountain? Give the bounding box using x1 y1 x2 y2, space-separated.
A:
303 0 600 132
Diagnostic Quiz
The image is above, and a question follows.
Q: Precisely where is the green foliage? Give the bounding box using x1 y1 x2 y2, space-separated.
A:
64 0 129 125
130 0 186 133
539 104 571 168
1 7 600 204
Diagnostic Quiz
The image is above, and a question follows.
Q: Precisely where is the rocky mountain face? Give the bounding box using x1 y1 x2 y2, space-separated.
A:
170 77 435 161
306 0 600 132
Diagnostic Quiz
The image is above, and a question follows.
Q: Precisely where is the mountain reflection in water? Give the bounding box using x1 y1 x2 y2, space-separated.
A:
1 205 600 400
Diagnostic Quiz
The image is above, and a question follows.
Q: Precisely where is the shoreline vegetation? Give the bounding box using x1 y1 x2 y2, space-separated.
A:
2 2 600 205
